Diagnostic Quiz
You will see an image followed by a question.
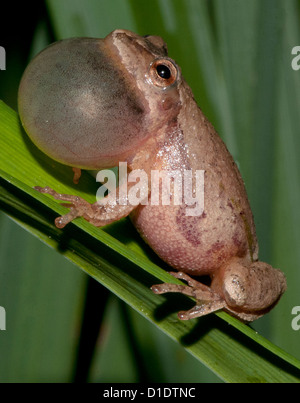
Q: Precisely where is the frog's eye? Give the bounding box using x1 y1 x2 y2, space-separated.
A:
149 58 178 88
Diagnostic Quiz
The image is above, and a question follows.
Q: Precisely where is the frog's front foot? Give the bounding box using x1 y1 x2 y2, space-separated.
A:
35 184 138 228
151 271 225 320
34 186 99 228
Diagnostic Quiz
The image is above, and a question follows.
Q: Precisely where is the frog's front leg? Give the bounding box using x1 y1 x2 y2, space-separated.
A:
35 185 137 229
72 167 82 184
151 271 226 320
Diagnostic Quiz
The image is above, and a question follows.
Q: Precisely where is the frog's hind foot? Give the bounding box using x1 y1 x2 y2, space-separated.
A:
151 271 225 320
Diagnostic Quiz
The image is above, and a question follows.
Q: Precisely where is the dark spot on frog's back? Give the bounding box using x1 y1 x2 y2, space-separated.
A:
176 206 206 246
206 240 226 261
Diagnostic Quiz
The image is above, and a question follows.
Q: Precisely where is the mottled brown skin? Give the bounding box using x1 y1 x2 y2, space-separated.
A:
18 30 286 322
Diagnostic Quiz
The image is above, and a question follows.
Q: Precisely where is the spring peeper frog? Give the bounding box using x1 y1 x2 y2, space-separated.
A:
18 29 286 322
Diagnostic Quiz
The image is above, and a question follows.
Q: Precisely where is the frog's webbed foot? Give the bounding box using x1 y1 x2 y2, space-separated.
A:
151 271 225 320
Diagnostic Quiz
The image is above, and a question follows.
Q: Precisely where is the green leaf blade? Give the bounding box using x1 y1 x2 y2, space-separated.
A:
0 100 299 382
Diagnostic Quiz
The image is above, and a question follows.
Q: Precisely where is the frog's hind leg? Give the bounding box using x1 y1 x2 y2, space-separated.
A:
151 271 226 320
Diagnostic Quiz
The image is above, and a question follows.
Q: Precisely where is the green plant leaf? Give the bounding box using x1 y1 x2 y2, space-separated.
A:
2 0 300 383
0 100 299 382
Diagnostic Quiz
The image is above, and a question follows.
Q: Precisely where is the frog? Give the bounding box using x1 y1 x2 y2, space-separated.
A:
18 29 286 322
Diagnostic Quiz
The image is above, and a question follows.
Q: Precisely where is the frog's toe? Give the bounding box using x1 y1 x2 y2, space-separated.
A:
177 300 226 320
